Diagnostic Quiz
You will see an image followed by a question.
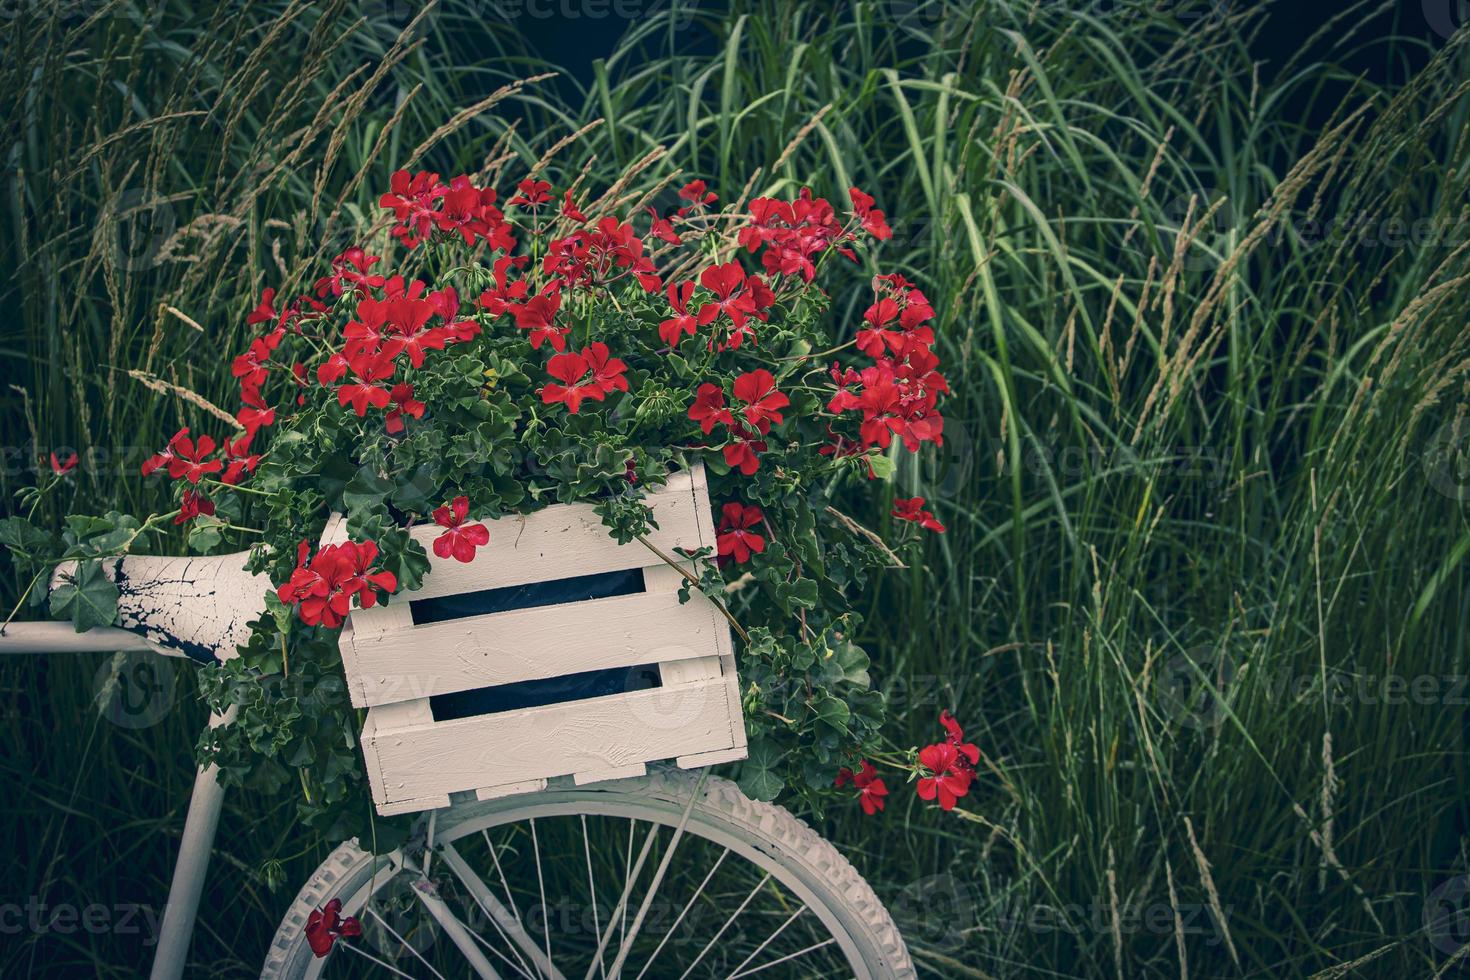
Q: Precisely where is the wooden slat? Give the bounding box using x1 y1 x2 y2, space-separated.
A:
362 679 737 805
397 467 708 601
344 587 729 707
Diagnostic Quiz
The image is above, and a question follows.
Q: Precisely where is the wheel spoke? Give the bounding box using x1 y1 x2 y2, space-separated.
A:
724 905 808 979
439 840 560 980
338 940 422 978
633 848 730 980
604 771 706 978
676 873 772 980
365 904 450 980
485 828 523 922
727 938 839 979
582 820 661 980
530 818 556 975
409 877 503 980
582 815 607 980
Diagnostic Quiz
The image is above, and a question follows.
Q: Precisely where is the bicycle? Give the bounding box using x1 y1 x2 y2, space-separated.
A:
3 548 916 979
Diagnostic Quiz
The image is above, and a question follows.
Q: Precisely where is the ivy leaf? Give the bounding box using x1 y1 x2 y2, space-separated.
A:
809 694 851 741
828 637 872 688
49 559 120 632
188 516 225 554
343 468 393 519
737 739 787 801
0 516 51 561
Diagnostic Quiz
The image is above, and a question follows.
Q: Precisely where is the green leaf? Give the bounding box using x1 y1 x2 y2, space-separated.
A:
809 695 851 740
0 517 51 560
865 453 896 482
49 559 120 632
343 468 393 519
188 516 224 554
737 739 786 801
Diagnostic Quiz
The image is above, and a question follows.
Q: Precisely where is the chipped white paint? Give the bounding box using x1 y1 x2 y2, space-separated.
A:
346 464 747 815
50 553 270 662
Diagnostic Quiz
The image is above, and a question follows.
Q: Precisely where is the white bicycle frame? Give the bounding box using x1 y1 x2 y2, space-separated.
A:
3 621 229 980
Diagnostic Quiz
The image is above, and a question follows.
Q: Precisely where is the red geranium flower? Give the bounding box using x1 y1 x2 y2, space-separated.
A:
658 281 698 347
678 179 717 208
174 488 215 526
915 741 973 811
539 343 626 414
165 430 222 484
384 383 425 434
939 710 980 766
432 496 490 563
305 899 362 958
246 288 277 326
315 247 386 298
722 424 767 476
50 451 78 476
848 186 892 240
646 208 683 246
512 291 570 352
687 383 734 434
731 369 789 434
716 503 766 563
379 169 447 248
835 760 889 815
220 433 261 485
891 496 945 533
561 191 587 222
278 540 397 628
478 255 530 316
509 178 553 209
336 349 395 416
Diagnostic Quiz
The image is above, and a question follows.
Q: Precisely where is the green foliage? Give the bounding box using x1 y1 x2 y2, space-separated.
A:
5 1 1470 977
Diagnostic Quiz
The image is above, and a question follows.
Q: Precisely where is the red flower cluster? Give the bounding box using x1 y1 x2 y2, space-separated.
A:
305 899 362 958
686 369 789 475
432 496 490 563
834 760 889 814
313 275 478 420
827 275 946 458
277 540 398 628
539 342 629 414
739 187 877 281
543 216 662 294
834 712 977 816
379 170 514 250
716 503 766 563
892 496 945 533
916 711 979 811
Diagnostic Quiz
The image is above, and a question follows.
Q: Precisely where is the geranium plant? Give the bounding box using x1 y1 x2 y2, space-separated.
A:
3 167 963 845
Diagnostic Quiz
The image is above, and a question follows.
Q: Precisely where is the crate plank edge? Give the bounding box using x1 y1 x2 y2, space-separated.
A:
323 464 747 815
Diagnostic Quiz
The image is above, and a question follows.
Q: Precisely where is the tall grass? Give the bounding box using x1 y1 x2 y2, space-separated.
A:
4 0 1470 976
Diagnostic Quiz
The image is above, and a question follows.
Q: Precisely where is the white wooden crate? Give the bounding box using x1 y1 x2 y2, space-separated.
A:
324 465 746 816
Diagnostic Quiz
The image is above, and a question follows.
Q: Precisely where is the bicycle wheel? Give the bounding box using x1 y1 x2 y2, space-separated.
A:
261 767 913 979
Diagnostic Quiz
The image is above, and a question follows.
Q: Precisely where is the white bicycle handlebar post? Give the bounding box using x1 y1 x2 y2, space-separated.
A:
2 551 271 980
149 704 238 980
